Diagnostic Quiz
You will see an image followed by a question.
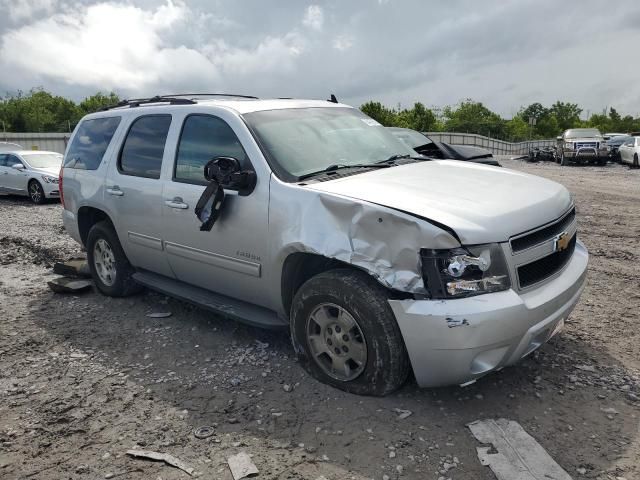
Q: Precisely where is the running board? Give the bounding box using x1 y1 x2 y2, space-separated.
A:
132 271 287 330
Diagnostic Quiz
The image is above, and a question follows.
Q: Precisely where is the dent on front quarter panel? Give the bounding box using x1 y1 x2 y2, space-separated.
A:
271 185 460 294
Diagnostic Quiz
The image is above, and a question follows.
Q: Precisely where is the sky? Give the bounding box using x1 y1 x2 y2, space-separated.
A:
0 0 639 118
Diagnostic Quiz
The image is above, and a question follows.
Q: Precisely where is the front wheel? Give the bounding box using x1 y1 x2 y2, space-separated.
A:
633 154 639 169
28 180 45 204
86 221 143 297
291 269 410 396
560 152 569 166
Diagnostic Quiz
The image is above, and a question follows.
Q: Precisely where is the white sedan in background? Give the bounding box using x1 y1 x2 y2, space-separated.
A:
618 136 640 168
0 150 63 204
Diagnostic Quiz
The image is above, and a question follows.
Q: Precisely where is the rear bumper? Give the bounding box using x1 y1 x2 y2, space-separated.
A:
62 209 82 245
389 240 588 388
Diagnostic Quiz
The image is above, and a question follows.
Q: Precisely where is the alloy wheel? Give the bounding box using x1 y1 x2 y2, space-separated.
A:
29 183 42 203
93 238 117 286
306 303 368 381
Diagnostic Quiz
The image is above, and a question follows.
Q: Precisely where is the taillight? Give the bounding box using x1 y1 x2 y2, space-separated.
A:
59 166 65 208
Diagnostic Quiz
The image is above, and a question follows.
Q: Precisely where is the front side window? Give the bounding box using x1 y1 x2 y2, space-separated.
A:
0 154 8 167
119 115 172 179
7 155 23 167
65 116 121 170
174 115 249 184
243 107 414 181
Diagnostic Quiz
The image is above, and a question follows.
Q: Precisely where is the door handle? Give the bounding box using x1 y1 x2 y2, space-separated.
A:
106 186 124 196
165 197 188 209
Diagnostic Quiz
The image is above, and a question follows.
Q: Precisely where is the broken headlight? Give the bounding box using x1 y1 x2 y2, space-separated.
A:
420 243 511 299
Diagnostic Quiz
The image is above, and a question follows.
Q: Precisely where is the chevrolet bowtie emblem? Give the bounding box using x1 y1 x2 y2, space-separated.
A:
555 232 571 252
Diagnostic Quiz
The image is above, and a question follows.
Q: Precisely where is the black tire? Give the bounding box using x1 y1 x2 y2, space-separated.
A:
290 269 410 396
598 157 607 166
560 152 569 166
28 180 45 204
86 221 142 297
633 154 639 169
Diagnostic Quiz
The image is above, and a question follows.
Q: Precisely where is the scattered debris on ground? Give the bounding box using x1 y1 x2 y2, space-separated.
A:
126 449 194 476
47 276 93 293
227 451 259 479
468 418 572 480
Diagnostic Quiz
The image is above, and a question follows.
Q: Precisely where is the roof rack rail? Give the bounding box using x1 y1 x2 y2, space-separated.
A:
100 96 196 111
160 93 259 100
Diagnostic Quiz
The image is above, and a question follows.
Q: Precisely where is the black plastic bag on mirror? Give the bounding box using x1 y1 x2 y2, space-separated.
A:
194 180 225 231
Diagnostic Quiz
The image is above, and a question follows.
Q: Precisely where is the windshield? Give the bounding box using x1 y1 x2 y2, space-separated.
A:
565 129 602 139
243 107 415 180
387 127 433 149
23 153 63 168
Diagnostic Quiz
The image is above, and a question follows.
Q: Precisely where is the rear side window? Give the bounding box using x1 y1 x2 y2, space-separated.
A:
174 115 248 184
119 115 172 179
65 117 121 169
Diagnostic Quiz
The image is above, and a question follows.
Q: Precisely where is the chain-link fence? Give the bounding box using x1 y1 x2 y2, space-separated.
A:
425 132 556 155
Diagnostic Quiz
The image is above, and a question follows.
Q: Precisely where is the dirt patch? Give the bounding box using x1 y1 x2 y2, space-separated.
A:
1 162 639 480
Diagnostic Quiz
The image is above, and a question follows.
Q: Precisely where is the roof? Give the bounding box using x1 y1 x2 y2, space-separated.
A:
91 97 350 117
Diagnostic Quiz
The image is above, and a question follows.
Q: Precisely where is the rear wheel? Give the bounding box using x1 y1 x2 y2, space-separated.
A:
291 269 410 396
28 180 45 204
633 154 639 169
86 221 142 297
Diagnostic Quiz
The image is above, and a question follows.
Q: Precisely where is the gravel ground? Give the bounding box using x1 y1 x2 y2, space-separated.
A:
0 159 639 480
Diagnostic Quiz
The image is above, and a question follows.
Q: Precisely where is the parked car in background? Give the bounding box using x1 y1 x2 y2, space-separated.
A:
387 127 501 166
0 142 24 152
555 128 608 166
606 135 631 162
618 136 640 168
60 95 587 395
0 150 63 203
603 133 627 140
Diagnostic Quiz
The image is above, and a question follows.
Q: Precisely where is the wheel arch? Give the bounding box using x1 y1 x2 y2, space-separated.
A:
280 251 410 319
77 206 115 247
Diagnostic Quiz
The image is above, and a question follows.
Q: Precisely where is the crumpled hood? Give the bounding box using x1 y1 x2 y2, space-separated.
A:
306 160 572 245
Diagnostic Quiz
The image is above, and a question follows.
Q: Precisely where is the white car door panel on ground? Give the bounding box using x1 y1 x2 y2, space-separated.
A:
160 112 271 308
104 114 175 278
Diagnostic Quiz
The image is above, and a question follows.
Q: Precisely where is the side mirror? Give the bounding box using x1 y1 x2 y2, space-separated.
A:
556 136 562 141
12 163 25 170
194 156 257 232
204 156 256 196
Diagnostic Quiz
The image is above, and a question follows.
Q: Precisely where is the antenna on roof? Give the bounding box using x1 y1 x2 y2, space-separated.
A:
328 94 338 104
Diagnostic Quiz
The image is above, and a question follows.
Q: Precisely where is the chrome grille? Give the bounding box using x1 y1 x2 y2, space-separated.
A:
517 234 576 288
508 207 578 290
510 208 575 253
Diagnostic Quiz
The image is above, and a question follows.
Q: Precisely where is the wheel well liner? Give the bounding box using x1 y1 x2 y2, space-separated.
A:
77 207 112 247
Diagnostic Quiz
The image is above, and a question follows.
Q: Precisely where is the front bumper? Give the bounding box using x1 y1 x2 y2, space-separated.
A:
42 181 60 198
564 149 608 160
389 240 588 388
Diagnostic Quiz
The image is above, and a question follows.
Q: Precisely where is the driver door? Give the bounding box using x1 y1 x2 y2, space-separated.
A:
160 113 271 308
4 154 28 194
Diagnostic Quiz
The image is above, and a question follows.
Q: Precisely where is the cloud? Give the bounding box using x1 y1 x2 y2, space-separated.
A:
0 0 58 22
0 0 639 118
302 5 323 31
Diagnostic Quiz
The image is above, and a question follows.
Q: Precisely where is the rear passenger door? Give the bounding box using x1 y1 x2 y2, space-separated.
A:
104 114 174 277
160 112 270 307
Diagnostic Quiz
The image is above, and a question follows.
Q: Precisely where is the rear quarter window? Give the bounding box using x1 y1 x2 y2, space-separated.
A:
65 116 121 170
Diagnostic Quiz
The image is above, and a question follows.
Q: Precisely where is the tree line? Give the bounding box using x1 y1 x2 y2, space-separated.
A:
361 99 640 141
2 88 639 141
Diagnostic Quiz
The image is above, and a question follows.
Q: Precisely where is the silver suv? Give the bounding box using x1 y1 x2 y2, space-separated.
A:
60 95 588 395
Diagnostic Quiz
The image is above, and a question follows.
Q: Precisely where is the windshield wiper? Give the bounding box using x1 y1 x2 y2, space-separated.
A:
297 163 391 181
377 153 431 164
